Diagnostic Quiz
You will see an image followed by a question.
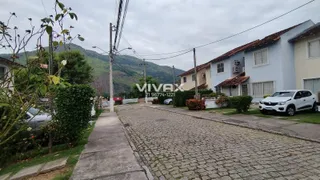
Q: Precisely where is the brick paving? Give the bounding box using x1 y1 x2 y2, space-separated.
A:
117 105 320 180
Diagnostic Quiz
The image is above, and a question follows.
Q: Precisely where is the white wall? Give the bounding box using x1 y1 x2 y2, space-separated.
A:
211 59 232 89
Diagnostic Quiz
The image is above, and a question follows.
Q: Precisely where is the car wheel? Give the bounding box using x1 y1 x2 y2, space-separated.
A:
286 105 295 116
312 102 318 112
169 101 173 105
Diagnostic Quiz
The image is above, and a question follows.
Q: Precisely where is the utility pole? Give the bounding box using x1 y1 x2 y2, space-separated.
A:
143 59 147 103
109 23 114 112
193 48 199 99
172 65 176 90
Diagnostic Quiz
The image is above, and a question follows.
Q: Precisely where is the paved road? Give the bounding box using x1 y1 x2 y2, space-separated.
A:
117 105 320 180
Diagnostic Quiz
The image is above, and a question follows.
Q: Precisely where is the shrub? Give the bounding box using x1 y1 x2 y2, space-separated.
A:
152 99 159 104
228 96 253 113
55 85 95 144
186 99 205 110
215 95 229 107
263 94 271 98
174 90 212 107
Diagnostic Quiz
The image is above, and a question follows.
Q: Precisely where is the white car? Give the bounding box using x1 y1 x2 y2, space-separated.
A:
25 107 52 129
259 90 318 116
164 98 173 105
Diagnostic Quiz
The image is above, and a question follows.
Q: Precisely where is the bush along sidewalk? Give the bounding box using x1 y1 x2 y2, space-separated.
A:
186 99 206 110
228 96 253 113
174 90 213 107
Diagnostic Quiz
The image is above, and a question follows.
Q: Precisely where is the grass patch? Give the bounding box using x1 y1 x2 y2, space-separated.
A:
126 102 139 104
0 123 96 178
209 107 320 124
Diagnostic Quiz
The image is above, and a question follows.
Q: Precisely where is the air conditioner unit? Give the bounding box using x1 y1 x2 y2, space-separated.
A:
234 60 240 66
233 66 241 73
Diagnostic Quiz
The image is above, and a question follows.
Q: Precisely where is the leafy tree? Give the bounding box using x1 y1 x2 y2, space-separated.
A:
55 51 93 84
131 76 159 98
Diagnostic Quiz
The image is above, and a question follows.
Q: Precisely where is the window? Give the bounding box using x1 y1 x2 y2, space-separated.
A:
294 91 303 99
192 74 196 81
252 81 274 97
308 39 320 58
254 48 268 66
304 78 320 95
0 67 5 80
302 91 312 97
183 77 187 83
217 63 224 73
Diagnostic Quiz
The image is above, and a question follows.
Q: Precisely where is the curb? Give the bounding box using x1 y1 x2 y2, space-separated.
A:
149 106 320 144
118 115 155 180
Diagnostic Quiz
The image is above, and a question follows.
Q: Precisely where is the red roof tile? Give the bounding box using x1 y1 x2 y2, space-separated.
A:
210 40 259 63
289 22 320 42
190 83 208 90
245 23 302 52
179 62 210 77
0 57 23 67
216 72 249 87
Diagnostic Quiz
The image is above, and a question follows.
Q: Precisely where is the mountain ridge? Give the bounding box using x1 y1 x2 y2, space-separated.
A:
0 43 185 94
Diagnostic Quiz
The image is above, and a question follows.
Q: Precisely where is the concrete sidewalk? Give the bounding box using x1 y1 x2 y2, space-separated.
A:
149 105 320 143
71 112 148 180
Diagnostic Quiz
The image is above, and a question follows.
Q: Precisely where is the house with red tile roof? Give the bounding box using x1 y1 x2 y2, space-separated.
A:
244 20 314 101
0 57 23 90
210 20 315 101
178 62 211 90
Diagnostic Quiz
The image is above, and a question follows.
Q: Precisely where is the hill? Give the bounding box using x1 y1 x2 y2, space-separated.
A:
0 44 185 94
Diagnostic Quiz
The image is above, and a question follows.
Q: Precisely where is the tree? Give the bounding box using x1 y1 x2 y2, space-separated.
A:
0 0 84 153
56 51 93 84
131 76 159 98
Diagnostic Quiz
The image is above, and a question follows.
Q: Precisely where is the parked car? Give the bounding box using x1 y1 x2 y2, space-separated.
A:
25 107 52 129
164 98 173 105
259 90 318 116
113 97 123 105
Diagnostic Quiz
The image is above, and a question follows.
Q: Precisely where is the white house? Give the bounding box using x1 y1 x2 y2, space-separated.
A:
0 57 22 90
244 20 314 101
210 20 315 102
179 63 211 91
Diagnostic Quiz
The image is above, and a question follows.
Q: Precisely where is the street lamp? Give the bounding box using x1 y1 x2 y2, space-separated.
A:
92 45 133 112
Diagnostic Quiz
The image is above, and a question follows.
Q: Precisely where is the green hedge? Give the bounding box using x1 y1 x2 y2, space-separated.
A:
56 85 95 143
228 96 253 113
173 90 213 107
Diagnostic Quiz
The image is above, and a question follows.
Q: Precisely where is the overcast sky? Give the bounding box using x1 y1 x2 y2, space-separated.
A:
1 0 320 71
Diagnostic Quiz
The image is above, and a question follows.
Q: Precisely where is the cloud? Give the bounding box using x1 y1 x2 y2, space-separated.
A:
0 0 319 70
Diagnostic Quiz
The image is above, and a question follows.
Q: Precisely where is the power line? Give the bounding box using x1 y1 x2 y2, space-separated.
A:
116 0 130 49
134 0 315 57
145 49 193 61
114 0 124 49
41 0 48 16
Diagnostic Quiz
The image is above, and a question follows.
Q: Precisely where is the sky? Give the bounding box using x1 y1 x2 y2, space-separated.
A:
0 0 320 71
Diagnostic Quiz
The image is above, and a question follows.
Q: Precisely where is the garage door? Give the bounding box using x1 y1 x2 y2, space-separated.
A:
304 78 320 101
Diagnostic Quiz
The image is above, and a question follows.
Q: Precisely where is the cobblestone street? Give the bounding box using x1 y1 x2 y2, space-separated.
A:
117 105 320 180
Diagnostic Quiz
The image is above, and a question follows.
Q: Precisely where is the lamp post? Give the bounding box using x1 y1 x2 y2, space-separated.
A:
92 45 132 112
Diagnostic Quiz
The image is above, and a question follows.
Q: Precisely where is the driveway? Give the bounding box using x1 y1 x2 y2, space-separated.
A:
117 104 320 180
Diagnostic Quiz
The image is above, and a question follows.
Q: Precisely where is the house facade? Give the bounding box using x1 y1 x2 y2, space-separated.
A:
0 57 21 90
210 40 258 96
210 20 315 102
179 63 211 91
289 23 320 102
244 20 314 101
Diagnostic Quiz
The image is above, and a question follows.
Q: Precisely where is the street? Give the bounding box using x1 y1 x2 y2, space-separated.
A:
117 105 320 180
